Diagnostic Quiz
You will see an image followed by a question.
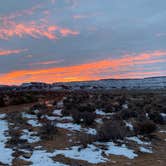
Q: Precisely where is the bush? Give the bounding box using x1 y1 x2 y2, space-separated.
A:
97 120 129 141
36 112 43 120
149 111 164 124
61 108 71 116
118 109 138 120
143 104 151 113
72 110 82 124
72 110 96 126
134 120 156 135
40 120 57 140
7 112 27 125
82 111 96 126
63 97 74 110
79 134 96 149
0 97 5 107
77 103 95 113
103 104 115 113
161 106 166 113
30 104 47 112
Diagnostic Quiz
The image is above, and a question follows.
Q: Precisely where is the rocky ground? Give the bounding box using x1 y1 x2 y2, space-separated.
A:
0 90 166 166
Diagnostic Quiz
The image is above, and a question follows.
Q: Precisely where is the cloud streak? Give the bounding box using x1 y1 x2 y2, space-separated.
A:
0 48 27 56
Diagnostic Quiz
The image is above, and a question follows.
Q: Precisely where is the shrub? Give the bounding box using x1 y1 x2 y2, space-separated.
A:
63 97 74 110
143 104 152 113
103 104 115 113
134 120 156 135
149 111 164 124
161 106 166 113
72 110 82 124
97 120 129 141
82 111 96 126
77 103 95 113
40 120 57 140
119 109 138 120
0 97 5 107
30 104 47 112
61 108 71 116
72 110 96 126
7 112 27 125
36 112 43 120
79 134 96 149
137 113 147 122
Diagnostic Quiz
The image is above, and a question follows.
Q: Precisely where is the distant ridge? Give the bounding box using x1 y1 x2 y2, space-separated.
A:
99 76 166 81
0 76 166 91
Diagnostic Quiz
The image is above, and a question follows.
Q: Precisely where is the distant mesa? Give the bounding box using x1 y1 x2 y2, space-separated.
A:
0 76 166 92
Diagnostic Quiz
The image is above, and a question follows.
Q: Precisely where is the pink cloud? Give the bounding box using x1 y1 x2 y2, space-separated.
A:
0 2 79 40
0 49 28 56
30 60 63 65
59 28 79 37
0 20 79 40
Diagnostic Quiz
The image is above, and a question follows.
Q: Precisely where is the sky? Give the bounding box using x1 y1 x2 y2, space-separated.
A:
0 0 166 85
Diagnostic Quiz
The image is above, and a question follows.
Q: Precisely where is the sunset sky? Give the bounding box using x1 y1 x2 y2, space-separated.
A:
0 0 166 85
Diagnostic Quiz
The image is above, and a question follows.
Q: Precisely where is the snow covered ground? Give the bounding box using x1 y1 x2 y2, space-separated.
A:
139 147 153 153
0 106 162 165
56 122 97 135
22 141 138 165
0 114 13 165
20 129 40 143
126 136 151 145
21 149 69 166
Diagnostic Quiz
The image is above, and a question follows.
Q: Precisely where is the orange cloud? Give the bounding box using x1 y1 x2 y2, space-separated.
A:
0 50 166 85
0 49 27 56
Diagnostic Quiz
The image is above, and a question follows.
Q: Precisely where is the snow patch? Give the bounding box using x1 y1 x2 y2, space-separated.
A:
53 109 62 116
122 104 128 109
126 137 151 145
0 119 13 165
96 142 137 159
22 112 37 119
95 109 107 115
45 116 57 121
0 113 6 119
95 118 103 124
95 109 114 116
139 147 153 153
27 119 42 127
22 141 137 165
124 121 133 131
20 129 40 143
54 144 107 164
23 150 69 166
159 130 166 133
46 115 73 121
52 142 137 164
56 122 97 135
